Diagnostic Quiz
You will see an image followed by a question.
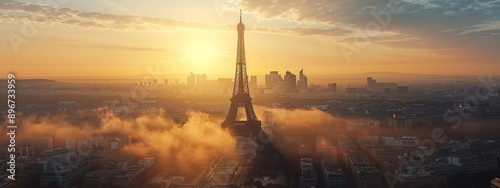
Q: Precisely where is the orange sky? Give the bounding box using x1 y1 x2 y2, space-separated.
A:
1 0 499 79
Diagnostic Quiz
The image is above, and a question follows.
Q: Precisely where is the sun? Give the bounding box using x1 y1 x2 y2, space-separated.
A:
182 41 218 73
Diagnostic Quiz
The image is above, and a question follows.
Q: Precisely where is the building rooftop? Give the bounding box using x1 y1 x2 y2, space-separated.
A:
300 158 317 180
321 157 343 176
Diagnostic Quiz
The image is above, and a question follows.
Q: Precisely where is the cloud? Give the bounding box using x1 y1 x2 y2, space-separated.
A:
4 107 236 175
1 0 499 58
97 108 236 175
458 20 500 35
2 105 345 176
0 0 229 31
57 40 172 52
0 0 409 45
240 0 500 54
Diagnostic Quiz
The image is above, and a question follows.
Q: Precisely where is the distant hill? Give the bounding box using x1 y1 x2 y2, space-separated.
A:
0 79 57 83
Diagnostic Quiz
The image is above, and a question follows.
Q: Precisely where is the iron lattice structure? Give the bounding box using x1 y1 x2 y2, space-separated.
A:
221 11 261 136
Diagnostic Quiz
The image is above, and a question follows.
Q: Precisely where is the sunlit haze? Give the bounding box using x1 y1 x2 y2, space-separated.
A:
2 0 500 78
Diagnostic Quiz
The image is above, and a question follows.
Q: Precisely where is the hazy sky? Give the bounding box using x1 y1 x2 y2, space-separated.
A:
1 0 499 78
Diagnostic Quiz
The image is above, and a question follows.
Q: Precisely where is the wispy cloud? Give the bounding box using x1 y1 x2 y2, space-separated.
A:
239 0 500 56
0 0 230 31
458 21 500 35
1 0 499 55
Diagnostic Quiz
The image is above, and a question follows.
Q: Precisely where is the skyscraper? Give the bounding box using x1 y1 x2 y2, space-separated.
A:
367 77 376 88
187 72 195 86
284 70 297 92
250 75 257 89
265 71 282 87
298 69 308 91
328 83 337 92
196 74 207 85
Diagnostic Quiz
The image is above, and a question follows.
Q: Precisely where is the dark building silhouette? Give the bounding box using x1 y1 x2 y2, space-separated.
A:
196 74 206 85
328 83 337 92
187 72 195 86
367 77 376 88
265 71 282 87
250 75 257 90
284 70 297 92
297 69 308 91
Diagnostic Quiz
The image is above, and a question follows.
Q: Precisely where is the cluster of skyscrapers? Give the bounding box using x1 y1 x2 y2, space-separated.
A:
345 77 408 94
263 69 308 94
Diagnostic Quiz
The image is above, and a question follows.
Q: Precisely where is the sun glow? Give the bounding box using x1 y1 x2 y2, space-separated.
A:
182 41 219 72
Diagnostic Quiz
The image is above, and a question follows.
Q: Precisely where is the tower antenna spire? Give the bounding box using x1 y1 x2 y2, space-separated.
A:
239 9 242 22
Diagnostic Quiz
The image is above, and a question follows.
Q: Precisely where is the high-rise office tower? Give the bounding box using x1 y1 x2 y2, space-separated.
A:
196 74 207 85
187 72 195 86
265 71 282 87
250 75 257 88
328 83 337 92
284 71 297 92
367 77 376 88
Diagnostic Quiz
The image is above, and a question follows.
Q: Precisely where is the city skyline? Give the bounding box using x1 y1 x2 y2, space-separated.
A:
1 1 500 187
2 0 500 79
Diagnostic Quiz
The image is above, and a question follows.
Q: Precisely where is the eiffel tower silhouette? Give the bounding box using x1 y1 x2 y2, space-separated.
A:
221 10 262 138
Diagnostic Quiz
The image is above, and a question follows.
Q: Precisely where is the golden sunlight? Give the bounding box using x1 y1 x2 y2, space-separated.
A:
181 40 219 72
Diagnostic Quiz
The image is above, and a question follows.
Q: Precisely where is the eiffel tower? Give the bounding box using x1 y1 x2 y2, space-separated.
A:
221 10 262 138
